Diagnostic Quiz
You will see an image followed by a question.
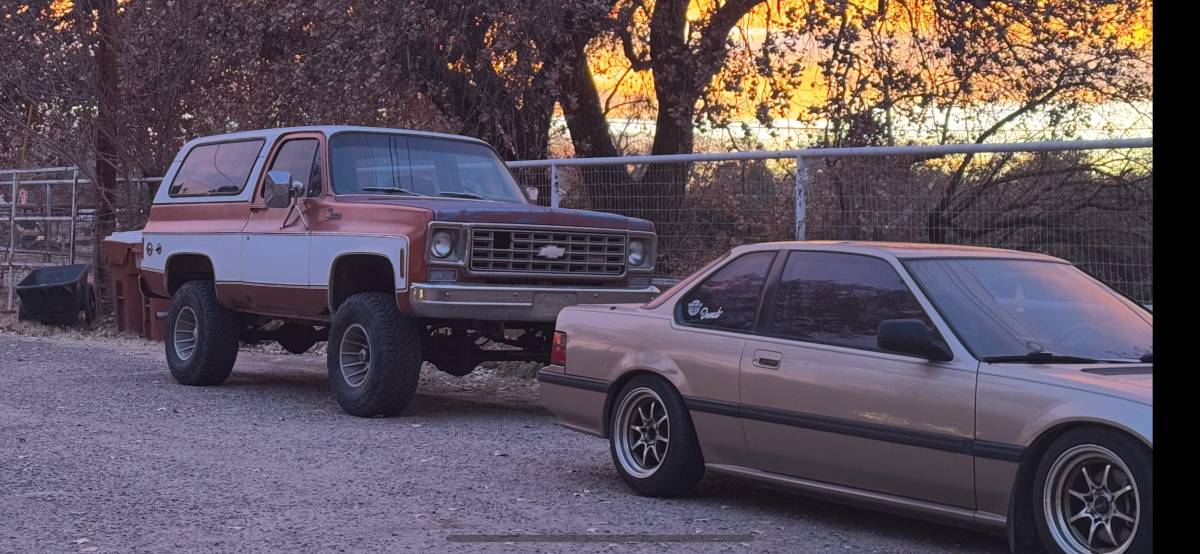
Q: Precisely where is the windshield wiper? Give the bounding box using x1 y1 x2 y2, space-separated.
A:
360 186 420 195
437 191 487 200
983 351 1101 364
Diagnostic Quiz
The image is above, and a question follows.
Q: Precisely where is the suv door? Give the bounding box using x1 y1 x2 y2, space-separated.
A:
738 250 977 509
239 133 325 317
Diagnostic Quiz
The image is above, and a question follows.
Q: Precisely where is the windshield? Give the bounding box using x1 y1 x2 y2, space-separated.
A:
329 132 526 202
904 258 1151 362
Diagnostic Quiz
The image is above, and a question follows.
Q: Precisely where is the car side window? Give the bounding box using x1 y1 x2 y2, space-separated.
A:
168 139 264 197
768 251 942 353
264 138 322 198
677 251 775 332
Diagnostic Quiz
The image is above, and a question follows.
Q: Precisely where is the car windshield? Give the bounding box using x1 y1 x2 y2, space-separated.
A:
904 258 1152 362
329 132 525 203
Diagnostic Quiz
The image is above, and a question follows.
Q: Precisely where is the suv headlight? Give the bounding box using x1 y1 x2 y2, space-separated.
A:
628 239 646 267
430 230 455 259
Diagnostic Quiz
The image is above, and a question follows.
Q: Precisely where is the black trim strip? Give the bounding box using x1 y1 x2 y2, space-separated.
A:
683 395 1024 462
970 440 1025 463
1081 366 1152 376
536 371 611 393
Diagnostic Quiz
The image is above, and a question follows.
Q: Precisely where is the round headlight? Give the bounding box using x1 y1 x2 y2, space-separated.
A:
431 230 455 259
628 240 646 267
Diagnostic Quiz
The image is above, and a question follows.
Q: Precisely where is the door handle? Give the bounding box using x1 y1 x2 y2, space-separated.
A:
753 349 782 369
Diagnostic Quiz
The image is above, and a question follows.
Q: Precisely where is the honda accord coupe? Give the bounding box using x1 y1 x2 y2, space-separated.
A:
539 241 1151 554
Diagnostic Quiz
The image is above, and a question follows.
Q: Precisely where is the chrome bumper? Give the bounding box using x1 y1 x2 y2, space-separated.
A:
408 282 660 322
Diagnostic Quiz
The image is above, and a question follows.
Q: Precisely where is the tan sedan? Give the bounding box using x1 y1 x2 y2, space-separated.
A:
539 241 1151 554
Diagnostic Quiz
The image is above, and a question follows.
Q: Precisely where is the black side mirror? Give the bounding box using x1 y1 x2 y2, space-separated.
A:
878 319 953 361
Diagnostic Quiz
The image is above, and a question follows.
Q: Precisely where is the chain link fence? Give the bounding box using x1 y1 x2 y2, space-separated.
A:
511 138 1152 306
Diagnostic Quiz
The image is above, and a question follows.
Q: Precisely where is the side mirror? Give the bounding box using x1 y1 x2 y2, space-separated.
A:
264 170 294 208
525 186 539 203
877 319 953 362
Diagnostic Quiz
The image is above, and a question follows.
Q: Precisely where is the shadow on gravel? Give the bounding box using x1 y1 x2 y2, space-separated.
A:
674 473 1008 552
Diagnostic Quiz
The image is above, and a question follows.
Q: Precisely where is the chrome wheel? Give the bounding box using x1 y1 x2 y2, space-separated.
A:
173 307 198 361
614 387 670 478
338 323 371 388
1045 444 1141 554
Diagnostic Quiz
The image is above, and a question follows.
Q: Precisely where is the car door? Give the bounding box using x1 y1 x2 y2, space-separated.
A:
667 250 777 467
238 133 324 317
739 250 977 509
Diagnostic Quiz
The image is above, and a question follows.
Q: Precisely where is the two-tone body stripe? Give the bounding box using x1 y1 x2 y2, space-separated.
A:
535 371 1024 463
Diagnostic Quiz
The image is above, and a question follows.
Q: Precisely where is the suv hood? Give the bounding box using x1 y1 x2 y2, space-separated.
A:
339 196 654 232
983 363 1152 405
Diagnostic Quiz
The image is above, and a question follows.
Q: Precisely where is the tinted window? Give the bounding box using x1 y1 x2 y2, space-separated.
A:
264 139 321 198
678 252 775 332
769 251 939 352
329 133 524 202
168 140 264 197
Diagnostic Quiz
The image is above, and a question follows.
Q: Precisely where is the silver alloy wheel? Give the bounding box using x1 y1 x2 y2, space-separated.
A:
614 387 670 478
1045 444 1140 554
173 306 198 361
339 323 372 388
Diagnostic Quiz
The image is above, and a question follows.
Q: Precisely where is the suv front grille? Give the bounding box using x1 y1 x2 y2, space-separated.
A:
469 227 626 276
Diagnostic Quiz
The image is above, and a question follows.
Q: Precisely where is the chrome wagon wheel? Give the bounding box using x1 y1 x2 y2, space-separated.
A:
339 323 372 388
1044 444 1141 554
173 306 198 361
614 387 670 478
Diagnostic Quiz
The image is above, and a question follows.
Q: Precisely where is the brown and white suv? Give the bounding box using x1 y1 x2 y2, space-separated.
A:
133 126 658 416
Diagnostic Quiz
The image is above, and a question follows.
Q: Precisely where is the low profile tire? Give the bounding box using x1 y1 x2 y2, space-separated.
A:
165 280 242 386
609 374 705 497
327 293 422 417
1034 428 1151 554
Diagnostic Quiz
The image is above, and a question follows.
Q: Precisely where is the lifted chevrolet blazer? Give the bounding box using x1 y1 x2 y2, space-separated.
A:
135 126 658 416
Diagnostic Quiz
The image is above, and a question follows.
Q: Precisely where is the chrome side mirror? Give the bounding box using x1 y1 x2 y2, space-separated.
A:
265 170 293 208
525 186 539 203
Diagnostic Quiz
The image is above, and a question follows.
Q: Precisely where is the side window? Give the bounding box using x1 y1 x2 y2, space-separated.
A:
677 252 775 332
263 139 322 198
168 140 264 197
768 251 941 353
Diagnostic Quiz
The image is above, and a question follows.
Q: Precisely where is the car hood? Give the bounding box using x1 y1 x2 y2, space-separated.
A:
337 196 654 232
982 363 1152 405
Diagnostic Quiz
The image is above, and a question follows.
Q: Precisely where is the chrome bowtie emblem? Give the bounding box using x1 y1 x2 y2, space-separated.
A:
537 244 567 259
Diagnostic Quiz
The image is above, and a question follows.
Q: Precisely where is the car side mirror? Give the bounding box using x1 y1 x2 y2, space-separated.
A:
877 319 953 362
264 170 294 208
525 186 539 203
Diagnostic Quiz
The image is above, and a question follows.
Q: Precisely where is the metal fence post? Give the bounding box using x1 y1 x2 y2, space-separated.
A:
550 163 560 208
794 155 807 241
69 168 78 265
7 171 18 310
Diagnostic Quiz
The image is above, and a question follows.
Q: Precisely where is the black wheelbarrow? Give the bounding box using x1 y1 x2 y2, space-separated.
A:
16 263 98 326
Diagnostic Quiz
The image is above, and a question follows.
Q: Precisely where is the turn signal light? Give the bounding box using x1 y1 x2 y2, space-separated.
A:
550 331 567 366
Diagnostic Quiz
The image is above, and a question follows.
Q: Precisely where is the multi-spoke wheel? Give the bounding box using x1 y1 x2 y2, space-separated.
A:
1035 428 1152 554
609 375 705 497
164 280 242 386
327 292 422 417
614 387 671 477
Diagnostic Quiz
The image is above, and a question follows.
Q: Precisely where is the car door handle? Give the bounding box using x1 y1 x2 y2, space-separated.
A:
753 349 783 369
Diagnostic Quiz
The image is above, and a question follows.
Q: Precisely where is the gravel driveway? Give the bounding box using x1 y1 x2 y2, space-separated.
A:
0 330 1009 553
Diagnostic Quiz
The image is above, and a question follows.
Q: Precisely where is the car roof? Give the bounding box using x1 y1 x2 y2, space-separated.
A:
177 125 491 149
730 240 1068 262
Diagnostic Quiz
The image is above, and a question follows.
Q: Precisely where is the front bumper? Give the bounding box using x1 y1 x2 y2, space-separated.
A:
408 282 660 322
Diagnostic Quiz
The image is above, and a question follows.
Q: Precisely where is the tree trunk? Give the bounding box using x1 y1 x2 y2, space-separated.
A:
92 0 119 307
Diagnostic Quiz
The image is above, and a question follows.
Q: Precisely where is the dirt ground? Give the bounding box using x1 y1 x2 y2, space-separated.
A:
0 320 1009 553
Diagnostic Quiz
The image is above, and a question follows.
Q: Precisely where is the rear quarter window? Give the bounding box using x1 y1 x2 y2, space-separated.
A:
675 251 775 332
168 139 265 197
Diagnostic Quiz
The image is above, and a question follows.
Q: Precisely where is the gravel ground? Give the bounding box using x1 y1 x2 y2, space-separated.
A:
0 328 1009 553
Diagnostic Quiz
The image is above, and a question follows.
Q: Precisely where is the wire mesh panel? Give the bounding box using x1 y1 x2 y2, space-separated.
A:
802 148 1153 305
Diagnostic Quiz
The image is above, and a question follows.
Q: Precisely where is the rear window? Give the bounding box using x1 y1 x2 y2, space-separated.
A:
168 140 264 197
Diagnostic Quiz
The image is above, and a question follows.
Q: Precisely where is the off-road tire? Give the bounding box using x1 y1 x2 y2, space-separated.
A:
327 293 422 417
165 280 242 385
